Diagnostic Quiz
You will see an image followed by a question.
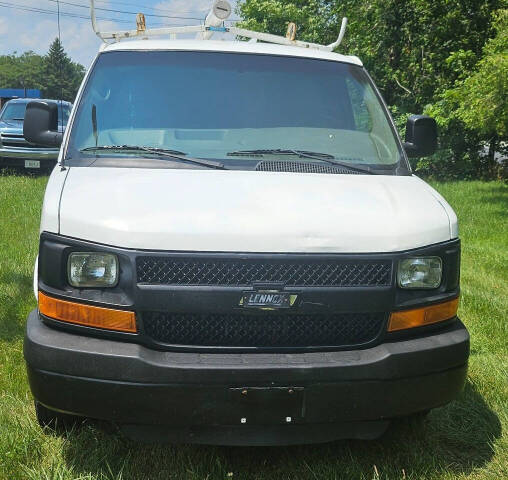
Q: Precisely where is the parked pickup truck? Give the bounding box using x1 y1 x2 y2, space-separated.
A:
0 98 71 171
22 0 469 446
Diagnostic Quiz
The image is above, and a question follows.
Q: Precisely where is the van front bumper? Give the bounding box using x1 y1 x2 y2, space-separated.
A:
24 310 469 445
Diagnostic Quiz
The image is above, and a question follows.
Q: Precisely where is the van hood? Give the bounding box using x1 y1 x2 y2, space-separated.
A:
58 168 456 253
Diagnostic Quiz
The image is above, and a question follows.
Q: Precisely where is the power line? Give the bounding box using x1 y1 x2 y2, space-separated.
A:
0 0 204 23
45 0 242 23
94 0 198 14
0 2 117 22
45 0 206 21
0 1 152 24
0 0 241 29
93 0 243 22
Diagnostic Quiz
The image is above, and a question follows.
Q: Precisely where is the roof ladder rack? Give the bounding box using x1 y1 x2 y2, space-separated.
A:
90 0 347 52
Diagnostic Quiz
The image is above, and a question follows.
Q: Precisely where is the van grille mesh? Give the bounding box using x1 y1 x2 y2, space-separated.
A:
142 311 386 349
136 257 392 287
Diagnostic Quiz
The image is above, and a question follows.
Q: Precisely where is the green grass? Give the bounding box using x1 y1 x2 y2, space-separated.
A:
0 174 506 480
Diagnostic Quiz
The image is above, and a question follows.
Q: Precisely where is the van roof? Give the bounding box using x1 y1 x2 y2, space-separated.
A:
100 39 363 67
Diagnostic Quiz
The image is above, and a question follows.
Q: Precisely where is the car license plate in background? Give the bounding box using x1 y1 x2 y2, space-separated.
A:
25 160 40 169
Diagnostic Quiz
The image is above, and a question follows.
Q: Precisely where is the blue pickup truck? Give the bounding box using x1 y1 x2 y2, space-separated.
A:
0 98 71 171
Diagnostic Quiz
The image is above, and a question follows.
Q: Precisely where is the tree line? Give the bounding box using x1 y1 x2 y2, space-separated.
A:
0 38 85 104
238 0 507 179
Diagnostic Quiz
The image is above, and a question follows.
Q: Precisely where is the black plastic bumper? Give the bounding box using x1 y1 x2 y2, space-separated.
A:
24 310 469 445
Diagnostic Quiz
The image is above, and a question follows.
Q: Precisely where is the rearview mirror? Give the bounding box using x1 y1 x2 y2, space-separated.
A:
403 115 437 158
23 101 63 148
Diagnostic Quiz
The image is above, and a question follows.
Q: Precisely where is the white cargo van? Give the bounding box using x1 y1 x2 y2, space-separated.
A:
22 1 468 445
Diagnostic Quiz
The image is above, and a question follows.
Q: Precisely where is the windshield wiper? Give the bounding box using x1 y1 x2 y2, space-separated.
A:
81 145 226 170
228 149 335 159
227 149 374 174
82 145 188 155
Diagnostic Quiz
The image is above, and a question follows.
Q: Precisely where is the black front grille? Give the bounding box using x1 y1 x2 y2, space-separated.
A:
256 160 362 174
142 311 386 349
137 257 392 287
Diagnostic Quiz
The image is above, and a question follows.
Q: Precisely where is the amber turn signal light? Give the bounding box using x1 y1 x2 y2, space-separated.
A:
388 297 459 332
38 292 137 333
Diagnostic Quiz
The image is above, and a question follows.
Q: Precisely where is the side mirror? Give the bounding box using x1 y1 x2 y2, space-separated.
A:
403 115 437 158
23 101 63 148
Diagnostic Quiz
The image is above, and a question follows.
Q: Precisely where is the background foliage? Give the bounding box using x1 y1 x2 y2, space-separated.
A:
0 38 84 103
237 0 508 179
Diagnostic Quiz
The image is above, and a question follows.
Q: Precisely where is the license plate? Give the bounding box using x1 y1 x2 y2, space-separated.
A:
240 291 296 309
229 387 305 425
25 160 40 169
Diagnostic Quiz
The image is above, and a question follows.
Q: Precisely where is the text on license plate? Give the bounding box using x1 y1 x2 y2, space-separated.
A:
25 160 40 169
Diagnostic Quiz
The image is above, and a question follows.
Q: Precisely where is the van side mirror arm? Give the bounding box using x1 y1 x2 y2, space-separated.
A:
403 141 419 157
23 101 63 148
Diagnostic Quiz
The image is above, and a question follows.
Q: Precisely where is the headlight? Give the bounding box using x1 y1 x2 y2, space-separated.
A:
398 257 442 289
68 252 119 288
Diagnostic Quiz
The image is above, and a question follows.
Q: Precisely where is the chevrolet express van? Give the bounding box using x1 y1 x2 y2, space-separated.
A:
22 3 468 445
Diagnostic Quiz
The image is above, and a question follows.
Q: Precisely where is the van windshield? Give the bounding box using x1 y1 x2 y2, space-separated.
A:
67 51 403 170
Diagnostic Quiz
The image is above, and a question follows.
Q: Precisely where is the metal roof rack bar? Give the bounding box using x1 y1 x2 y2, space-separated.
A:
90 0 347 52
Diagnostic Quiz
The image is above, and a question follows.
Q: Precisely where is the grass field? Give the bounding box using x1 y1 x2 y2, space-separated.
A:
0 174 506 480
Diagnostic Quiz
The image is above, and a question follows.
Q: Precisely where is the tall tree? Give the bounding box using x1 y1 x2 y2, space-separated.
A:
44 38 85 102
